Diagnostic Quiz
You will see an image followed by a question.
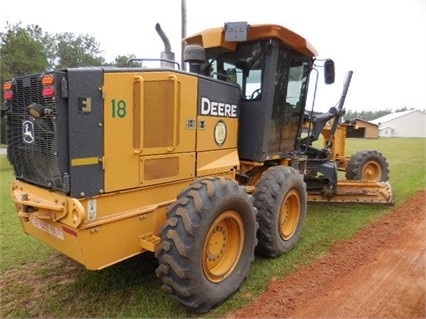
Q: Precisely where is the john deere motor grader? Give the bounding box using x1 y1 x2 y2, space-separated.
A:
2 22 392 313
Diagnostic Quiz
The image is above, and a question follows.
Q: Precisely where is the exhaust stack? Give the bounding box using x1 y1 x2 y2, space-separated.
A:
155 23 175 68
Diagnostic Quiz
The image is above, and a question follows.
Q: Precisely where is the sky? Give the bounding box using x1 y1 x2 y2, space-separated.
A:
1 0 425 112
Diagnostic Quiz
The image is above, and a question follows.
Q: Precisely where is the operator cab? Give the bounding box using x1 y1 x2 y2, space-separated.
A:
184 22 318 162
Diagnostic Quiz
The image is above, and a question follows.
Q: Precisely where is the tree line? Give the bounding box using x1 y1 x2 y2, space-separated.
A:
0 22 135 81
344 107 415 122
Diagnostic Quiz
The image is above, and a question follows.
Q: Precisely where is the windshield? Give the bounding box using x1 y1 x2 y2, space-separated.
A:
203 41 267 100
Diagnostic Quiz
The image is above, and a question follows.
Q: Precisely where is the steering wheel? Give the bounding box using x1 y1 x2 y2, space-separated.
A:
250 88 261 100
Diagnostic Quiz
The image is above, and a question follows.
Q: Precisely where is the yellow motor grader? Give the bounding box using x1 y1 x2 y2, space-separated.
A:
2 21 392 313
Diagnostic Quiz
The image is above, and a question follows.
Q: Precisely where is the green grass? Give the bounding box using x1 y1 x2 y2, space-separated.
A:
0 138 425 318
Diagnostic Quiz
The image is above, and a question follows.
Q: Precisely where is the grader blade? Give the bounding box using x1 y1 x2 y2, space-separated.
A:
308 181 394 205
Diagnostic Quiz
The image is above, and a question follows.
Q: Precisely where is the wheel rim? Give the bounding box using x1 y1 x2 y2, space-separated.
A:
362 160 382 181
279 189 300 240
203 210 244 283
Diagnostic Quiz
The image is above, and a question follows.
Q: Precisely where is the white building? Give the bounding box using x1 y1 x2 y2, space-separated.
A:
370 110 426 138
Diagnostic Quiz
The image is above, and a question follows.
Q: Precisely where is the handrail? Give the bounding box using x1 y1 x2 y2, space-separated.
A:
133 76 144 154
127 58 180 69
167 74 178 152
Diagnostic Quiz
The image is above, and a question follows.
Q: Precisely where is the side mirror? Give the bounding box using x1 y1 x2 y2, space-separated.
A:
324 59 335 84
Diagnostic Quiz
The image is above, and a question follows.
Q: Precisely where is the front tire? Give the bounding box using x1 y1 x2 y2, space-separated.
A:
155 177 258 313
253 166 307 257
345 150 389 182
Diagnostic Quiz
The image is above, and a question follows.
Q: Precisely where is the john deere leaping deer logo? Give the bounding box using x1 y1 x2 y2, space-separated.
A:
22 120 35 144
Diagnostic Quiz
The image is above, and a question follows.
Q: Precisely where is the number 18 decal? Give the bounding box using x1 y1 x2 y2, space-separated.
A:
111 99 127 118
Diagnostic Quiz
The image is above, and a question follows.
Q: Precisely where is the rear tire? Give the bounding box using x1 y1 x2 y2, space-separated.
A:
345 150 389 182
253 166 307 257
155 177 258 313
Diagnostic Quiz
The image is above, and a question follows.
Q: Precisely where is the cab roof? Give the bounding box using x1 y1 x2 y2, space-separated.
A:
184 23 318 57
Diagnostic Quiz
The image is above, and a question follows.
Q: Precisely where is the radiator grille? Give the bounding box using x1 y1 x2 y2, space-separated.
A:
6 74 63 191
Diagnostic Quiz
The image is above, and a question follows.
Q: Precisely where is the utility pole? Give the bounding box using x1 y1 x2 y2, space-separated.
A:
181 0 187 70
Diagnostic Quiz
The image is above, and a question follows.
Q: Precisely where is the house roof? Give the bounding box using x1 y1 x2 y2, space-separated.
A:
370 110 420 125
354 118 378 126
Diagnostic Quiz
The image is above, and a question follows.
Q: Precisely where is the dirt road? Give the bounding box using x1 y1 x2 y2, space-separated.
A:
225 190 426 319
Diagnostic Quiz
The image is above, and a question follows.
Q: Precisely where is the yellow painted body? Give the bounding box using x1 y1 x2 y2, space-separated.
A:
307 180 394 204
103 72 198 191
322 124 348 170
13 70 240 270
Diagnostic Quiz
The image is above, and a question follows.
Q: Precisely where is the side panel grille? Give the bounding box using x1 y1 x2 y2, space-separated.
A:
6 74 63 191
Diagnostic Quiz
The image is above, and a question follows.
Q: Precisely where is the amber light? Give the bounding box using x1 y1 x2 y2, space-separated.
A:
3 81 13 90
42 74 55 86
42 86 55 98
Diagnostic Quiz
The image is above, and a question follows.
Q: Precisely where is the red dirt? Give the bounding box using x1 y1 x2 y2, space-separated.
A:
225 190 426 319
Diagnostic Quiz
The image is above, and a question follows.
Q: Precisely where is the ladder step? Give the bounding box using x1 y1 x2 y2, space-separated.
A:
139 233 161 252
